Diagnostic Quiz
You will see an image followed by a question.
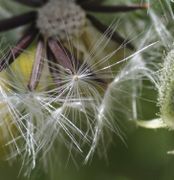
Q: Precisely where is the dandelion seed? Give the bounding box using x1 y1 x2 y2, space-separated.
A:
0 0 148 176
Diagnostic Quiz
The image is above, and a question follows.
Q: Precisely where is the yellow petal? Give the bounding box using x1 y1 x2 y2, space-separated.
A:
8 44 36 87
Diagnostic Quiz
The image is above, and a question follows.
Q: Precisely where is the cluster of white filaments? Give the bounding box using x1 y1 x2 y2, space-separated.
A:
0 0 161 175
37 0 86 39
0 26 124 175
0 21 159 174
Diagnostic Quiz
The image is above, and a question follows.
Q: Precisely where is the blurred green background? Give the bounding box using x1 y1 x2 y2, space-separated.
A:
1 128 174 180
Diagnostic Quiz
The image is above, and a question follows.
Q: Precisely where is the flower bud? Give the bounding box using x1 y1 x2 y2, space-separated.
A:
158 49 174 129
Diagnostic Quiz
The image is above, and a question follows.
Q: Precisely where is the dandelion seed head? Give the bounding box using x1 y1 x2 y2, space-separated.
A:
0 26 129 174
0 0 150 175
37 0 86 39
